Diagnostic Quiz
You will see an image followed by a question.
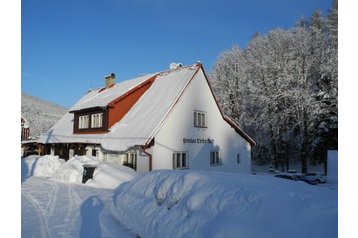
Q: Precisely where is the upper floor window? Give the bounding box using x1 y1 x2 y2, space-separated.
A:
173 152 189 169
74 110 107 134
194 111 207 128
210 150 221 166
91 113 103 128
79 115 89 129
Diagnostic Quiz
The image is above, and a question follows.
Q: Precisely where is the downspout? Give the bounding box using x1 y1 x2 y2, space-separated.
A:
142 145 152 171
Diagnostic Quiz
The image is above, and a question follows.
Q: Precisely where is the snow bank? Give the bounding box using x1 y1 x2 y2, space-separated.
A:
22 155 136 189
113 170 337 238
86 161 136 189
50 155 100 184
22 155 65 178
33 155 65 177
49 155 136 189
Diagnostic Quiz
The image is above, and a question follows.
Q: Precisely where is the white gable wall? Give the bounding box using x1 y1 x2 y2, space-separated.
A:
152 69 252 173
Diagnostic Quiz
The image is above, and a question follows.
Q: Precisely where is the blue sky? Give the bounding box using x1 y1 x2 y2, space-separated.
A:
21 0 332 108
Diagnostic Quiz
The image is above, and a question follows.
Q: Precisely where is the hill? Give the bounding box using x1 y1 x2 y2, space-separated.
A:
21 93 68 138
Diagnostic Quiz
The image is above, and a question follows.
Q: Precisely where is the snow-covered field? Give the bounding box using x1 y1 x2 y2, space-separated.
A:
21 155 337 238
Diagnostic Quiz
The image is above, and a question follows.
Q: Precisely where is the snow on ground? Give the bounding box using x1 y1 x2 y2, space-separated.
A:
22 155 337 238
21 155 136 238
113 170 338 238
22 177 134 238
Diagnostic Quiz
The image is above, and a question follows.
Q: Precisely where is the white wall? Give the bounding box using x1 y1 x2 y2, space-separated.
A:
153 69 252 173
137 148 151 172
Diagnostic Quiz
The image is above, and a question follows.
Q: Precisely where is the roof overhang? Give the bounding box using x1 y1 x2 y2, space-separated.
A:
69 106 107 113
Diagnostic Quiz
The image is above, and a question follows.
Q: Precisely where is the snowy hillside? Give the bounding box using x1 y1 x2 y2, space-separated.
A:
21 93 68 138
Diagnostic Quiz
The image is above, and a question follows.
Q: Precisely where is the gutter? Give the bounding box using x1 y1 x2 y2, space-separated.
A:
142 145 152 171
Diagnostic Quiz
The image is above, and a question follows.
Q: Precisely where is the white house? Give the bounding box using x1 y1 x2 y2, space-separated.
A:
40 63 255 173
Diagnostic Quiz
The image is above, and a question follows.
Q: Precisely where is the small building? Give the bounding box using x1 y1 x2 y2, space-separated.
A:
21 116 30 141
21 116 40 156
40 63 255 173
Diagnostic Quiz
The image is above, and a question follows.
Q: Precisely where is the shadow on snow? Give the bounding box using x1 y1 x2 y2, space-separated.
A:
79 196 104 238
21 156 40 183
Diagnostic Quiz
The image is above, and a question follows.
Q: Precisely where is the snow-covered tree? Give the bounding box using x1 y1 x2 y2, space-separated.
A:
210 3 338 172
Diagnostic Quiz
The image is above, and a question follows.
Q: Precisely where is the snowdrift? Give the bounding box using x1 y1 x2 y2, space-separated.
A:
113 170 337 238
21 155 65 178
22 155 136 189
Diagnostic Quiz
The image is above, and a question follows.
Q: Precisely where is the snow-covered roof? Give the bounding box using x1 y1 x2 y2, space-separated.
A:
40 65 199 148
40 63 255 151
101 65 199 151
70 73 157 112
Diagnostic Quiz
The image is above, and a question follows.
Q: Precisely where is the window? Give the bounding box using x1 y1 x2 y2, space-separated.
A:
79 115 89 129
91 113 103 128
92 148 97 157
194 111 207 128
173 152 188 169
123 152 137 170
210 151 221 166
237 154 241 164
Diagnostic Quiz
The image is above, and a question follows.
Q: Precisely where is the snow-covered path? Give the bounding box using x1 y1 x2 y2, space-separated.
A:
21 177 134 238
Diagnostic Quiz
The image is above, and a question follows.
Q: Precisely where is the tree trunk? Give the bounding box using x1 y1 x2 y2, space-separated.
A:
300 109 308 174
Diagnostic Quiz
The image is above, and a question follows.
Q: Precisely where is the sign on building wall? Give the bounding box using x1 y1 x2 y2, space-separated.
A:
183 138 214 144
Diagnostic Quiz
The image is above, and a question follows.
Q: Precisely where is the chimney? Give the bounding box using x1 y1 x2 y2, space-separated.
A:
105 73 115 89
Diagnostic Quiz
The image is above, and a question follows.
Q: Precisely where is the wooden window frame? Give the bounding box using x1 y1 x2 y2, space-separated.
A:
91 113 103 128
73 108 108 134
79 115 89 129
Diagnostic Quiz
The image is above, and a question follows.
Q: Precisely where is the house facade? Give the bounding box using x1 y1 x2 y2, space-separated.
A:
40 63 255 173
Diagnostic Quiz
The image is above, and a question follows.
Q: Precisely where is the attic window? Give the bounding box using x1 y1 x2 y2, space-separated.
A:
194 111 207 128
91 113 103 128
79 115 89 129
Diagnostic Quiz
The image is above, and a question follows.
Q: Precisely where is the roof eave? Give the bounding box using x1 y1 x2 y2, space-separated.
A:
69 106 107 113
